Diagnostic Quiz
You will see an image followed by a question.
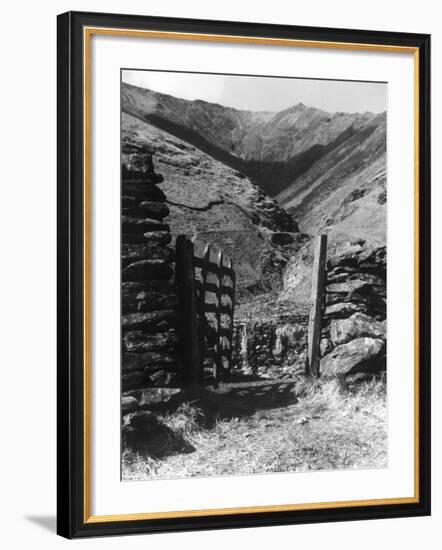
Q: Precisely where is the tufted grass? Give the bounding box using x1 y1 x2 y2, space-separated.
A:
122 376 387 481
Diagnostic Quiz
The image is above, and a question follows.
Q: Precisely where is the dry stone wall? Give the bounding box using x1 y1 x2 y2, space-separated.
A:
232 312 309 378
319 243 387 381
121 142 182 413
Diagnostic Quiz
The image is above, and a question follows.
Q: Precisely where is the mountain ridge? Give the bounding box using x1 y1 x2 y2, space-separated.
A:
122 81 386 302
122 82 384 203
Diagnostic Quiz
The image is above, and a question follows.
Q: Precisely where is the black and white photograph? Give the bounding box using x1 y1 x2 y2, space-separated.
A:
120 70 387 481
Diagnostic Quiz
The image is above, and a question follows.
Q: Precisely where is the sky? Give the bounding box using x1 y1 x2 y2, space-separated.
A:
122 69 387 114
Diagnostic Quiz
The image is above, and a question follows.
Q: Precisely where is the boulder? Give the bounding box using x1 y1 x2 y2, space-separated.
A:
320 337 385 377
330 313 386 346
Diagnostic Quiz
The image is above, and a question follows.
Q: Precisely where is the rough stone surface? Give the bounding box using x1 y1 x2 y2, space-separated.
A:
125 387 182 406
121 243 172 267
122 351 180 373
122 216 169 234
320 337 385 377
232 313 308 377
320 337 332 357
122 281 175 302
142 231 172 245
122 309 181 332
123 330 179 353
330 313 386 346
122 260 173 282
324 302 366 319
139 201 170 219
122 396 138 412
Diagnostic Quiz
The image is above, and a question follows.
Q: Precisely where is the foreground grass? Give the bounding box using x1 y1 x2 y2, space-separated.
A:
122 377 387 480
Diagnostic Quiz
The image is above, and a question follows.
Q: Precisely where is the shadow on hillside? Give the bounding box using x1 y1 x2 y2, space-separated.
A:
197 380 298 426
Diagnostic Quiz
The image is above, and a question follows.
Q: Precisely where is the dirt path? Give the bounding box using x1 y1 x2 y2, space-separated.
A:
122 378 386 480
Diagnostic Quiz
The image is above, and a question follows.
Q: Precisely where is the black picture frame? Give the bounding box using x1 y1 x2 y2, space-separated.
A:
57 10 431 539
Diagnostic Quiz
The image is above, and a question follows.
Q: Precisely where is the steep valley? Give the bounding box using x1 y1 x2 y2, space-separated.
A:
122 81 386 304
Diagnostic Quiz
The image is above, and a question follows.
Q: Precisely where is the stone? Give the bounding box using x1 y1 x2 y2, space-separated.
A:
271 232 297 246
138 294 179 312
330 313 386 346
122 260 173 282
121 147 164 183
122 353 142 373
121 395 138 412
327 244 364 269
122 281 175 302
143 231 172 246
122 216 169 234
320 337 385 377
121 243 172 268
320 337 332 357
122 195 137 208
358 246 386 270
123 330 179 352
141 351 180 367
326 279 371 294
139 201 170 219
127 387 182 405
122 371 146 391
325 291 386 313
122 309 181 332
324 302 366 319
122 183 166 201
347 272 385 286
146 370 179 386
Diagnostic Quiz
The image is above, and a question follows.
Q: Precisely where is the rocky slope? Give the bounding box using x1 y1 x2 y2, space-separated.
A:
122 82 380 199
122 112 299 300
122 82 386 307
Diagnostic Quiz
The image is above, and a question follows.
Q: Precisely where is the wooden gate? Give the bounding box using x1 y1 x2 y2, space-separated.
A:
175 235 236 388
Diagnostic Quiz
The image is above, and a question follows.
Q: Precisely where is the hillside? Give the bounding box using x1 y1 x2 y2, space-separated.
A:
122 113 299 301
122 82 380 198
122 81 386 304
279 112 386 244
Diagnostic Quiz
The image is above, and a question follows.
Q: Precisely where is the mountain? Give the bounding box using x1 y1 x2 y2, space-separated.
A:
278 112 386 245
122 113 300 301
122 81 386 303
122 82 379 199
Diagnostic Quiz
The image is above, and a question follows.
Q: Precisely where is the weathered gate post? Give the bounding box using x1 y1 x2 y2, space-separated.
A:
175 235 201 395
307 234 328 377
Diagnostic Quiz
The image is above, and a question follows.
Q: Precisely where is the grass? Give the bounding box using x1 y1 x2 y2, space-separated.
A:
122 376 387 481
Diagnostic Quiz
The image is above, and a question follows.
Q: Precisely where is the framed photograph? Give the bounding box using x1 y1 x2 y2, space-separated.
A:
57 11 431 538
